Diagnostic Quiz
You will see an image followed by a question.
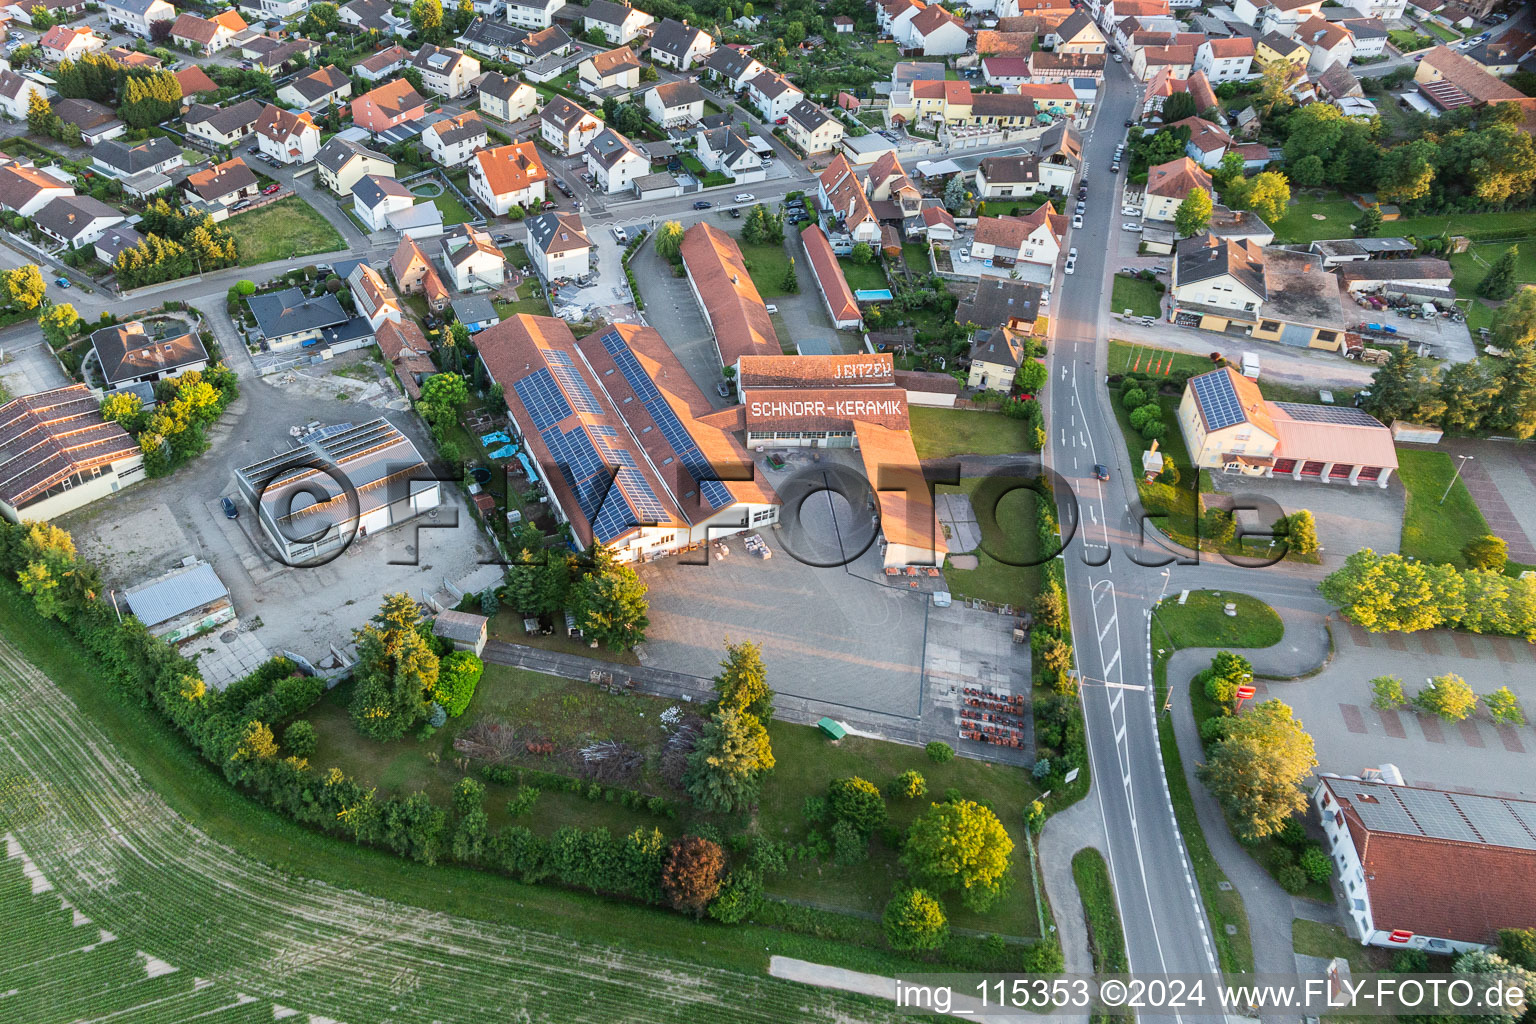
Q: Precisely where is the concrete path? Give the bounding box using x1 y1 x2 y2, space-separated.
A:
1036 794 1108 976
768 956 1062 1022
1163 602 1343 978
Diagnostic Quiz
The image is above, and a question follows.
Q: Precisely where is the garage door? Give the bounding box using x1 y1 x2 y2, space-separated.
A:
1273 458 1296 474
1300 461 1326 477
1358 466 1381 481
1329 464 1353 479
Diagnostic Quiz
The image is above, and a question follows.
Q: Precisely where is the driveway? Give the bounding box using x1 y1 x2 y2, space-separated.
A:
627 239 726 403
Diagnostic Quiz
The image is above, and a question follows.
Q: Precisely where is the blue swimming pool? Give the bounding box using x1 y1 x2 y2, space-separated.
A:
854 288 894 302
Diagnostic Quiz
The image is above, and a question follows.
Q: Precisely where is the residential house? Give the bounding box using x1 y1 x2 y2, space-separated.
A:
907 5 970 56
39 25 104 62
351 78 428 134
355 177 443 237
920 205 957 242
969 92 1043 129
2 0 88 26
1413 44 1524 111
339 0 405 33
183 99 264 149
469 140 548 214
1030 49 1106 81
784 100 845 156
976 154 1050 198
983 56 1033 88
647 18 713 70
641 80 706 129
315 136 395 196
239 35 319 74
1232 0 1324 34
584 128 647 194
506 24 571 68
1338 0 1404 18
1171 234 1350 351
1098 0 1170 25
1316 61 1364 103
1018 81 1082 119
695 126 765 182
439 223 506 291
390 234 450 311
0 159 73 217
1313 775 1534 950
255 104 320 165
172 65 218 106
582 0 652 45
525 210 591 280
1168 115 1234 168
503 0 564 30
966 317 1042 390
91 137 183 180
578 45 641 94
246 287 350 350
0 386 144 523
0 70 47 120
1132 42 1199 81
1255 30 1309 68
679 221 782 366
91 320 207 390
477 72 538 123
1338 17 1387 59
181 156 259 209
36 195 125 250
277 65 351 111
412 44 480 98
800 225 861 330
540 96 602 155
746 69 804 122
376 317 436 399
1046 10 1106 52
970 205 1067 266
95 226 145 266
1296 15 1355 72
347 263 402 331
701 45 764 93
458 12 525 58
833 15 854 32
451 295 499 333
356 44 412 82
51 98 124 147
877 0 924 41
1195 36 1254 80
975 30 1037 58
169 9 245 52
104 0 176 38
425 110 488 166
1143 68 1219 120
1143 156 1213 223
1180 367 1395 483
817 155 880 245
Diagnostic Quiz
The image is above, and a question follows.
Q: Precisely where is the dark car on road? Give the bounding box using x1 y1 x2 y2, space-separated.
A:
221 497 239 519
693 200 712 209
1092 465 1110 481
729 207 741 218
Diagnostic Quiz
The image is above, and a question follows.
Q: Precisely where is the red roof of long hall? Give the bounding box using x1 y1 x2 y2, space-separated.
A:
800 225 860 324
679 223 781 367
737 352 895 389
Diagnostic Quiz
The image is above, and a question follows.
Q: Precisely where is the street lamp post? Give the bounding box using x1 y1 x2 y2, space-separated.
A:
1439 454 1473 505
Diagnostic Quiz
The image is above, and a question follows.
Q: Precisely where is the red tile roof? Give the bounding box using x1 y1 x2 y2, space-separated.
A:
679 223 781 367
800 225 860 324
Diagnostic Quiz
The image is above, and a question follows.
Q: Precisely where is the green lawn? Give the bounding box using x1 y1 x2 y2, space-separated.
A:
1387 29 1434 51
229 197 346 265
1448 240 1536 299
1422 21 1461 42
901 242 932 273
1109 339 1220 378
838 257 888 293
432 190 475 226
1390 207 1536 243
1072 849 1127 973
910 406 1034 459
939 477 1043 608
1151 590 1285 652
759 725 1044 938
1111 388 1200 547
1110 274 1162 318
1269 194 1365 244
738 239 795 297
493 277 551 319
1397 448 1490 567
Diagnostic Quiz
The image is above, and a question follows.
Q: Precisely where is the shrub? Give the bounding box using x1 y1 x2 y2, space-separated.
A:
1203 669 1238 707
926 741 954 763
661 835 725 916
1276 864 1309 894
801 795 827 822
1299 846 1332 883
282 720 316 757
1128 403 1160 433
1463 534 1508 572
1198 716 1230 743
433 650 483 718
1021 939 1065 973
1393 949 1430 973
507 785 540 817
829 776 887 835
892 769 927 799
1276 817 1307 848
1485 686 1525 727
1370 675 1407 711
1138 419 1166 441
830 818 868 865
707 869 764 923
882 888 949 951
1414 673 1477 722
1032 757 1052 780
236 279 256 295
1121 387 1148 410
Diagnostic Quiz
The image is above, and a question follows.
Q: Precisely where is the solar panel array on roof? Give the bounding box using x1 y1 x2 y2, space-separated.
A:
1273 402 1382 426
1346 785 1418 835
541 420 669 544
513 369 573 431
601 330 732 511
546 348 604 415
1192 371 1247 430
1340 781 1536 852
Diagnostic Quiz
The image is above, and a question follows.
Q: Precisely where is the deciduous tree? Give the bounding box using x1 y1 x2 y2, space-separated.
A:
1 264 46 311
661 835 724 916
829 776 887 835
1196 699 1316 842
1414 672 1477 722
654 220 685 261
902 799 1014 910
883 888 949 951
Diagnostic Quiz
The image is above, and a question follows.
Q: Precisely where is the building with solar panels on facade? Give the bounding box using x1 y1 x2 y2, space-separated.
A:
474 315 780 562
1314 772 1536 954
1178 367 1398 487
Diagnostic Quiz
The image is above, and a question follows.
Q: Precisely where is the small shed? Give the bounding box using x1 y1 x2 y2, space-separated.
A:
433 609 488 656
124 559 234 642
817 717 847 740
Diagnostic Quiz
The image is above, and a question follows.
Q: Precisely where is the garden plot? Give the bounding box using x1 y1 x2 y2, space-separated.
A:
0 634 903 1024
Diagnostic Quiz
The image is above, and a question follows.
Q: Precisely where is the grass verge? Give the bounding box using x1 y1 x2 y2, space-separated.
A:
1072 849 1127 973
910 406 1034 459
1396 448 1489 568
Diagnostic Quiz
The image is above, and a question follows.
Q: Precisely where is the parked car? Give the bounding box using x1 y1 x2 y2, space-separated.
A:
612 225 627 243
734 192 756 202
1113 53 1124 62
1064 258 1075 274
1121 205 1141 216
233 199 252 210
957 249 970 262
315 264 332 274
221 496 239 519
1072 214 1083 228
729 207 741 218
55 277 71 288
693 200 712 209
1124 120 1134 127
1068 247 1078 260
1122 222 1143 232
773 117 787 125
494 234 514 244
541 199 556 210
555 179 574 197
716 382 731 398
262 183 280 194
1110 163 1120 174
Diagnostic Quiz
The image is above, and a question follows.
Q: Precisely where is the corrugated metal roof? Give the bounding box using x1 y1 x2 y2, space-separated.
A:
124 562 229 628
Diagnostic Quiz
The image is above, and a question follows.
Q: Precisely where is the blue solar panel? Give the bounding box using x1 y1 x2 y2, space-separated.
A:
1192 372 1247 431
602 330 733 511
513 369 573 431
546 348 604 415
541 422 668 542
